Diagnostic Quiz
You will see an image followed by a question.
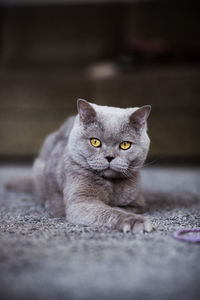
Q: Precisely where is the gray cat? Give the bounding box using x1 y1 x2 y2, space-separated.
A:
7 99 153 233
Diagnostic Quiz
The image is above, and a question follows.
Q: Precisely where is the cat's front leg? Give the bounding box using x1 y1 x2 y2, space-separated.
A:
65 198 152 234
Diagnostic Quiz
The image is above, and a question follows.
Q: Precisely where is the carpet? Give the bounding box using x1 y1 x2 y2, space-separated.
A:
0 165 200 300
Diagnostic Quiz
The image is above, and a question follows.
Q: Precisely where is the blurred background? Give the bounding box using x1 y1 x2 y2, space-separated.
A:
0 0 200 163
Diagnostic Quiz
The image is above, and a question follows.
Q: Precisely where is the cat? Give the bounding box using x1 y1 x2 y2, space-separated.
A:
6 99 153 233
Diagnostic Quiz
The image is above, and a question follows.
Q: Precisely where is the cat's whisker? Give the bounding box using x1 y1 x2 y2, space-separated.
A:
122 170 137 183
128 158 159 171
141 158 160 168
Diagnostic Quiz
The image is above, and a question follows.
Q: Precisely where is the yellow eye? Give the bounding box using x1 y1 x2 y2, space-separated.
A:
120 141 131 150
90 138 101 148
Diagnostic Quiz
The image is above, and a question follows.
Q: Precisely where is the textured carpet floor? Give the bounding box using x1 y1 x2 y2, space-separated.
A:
0 165 200 300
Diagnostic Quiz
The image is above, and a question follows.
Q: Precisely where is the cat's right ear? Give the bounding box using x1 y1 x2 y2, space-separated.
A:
77 99 96 124
130 105 151 130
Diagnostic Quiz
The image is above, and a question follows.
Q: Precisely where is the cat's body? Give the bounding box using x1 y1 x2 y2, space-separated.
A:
7 100 153 233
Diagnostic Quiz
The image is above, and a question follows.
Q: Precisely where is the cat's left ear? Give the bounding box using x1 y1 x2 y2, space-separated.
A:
130 105 151 129
77 99 96 124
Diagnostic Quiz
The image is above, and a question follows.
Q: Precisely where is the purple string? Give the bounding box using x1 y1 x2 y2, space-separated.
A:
173 227 200 243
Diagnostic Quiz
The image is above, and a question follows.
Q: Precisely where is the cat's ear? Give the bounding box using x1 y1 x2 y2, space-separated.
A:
77 99 96 124
130 105 151 129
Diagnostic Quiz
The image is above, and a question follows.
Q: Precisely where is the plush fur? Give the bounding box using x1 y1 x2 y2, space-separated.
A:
7 99 153 233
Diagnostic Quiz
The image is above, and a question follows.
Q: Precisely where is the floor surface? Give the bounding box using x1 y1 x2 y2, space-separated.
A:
0 165 200 300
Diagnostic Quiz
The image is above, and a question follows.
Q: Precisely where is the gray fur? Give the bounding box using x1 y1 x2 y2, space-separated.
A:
26 100 153 233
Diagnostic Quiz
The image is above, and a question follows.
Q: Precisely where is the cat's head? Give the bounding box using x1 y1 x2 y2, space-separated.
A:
68 99 151 179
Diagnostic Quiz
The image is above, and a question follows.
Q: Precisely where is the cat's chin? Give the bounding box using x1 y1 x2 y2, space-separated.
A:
99 168 124 180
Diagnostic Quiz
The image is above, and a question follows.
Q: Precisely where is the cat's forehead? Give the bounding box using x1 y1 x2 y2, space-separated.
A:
87 104 138 140
93 103 137 129
92 103 137 116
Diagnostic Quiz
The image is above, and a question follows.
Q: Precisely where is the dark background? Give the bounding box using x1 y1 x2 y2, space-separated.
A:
0 0 200 162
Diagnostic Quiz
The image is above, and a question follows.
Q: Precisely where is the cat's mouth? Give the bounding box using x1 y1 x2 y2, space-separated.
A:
98 166 126 179
87 160 130 179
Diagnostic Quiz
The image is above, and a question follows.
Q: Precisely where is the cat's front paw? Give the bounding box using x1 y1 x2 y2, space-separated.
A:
117 215 153 234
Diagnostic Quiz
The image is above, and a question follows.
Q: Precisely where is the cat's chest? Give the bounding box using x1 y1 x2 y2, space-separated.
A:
103 179 139 206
